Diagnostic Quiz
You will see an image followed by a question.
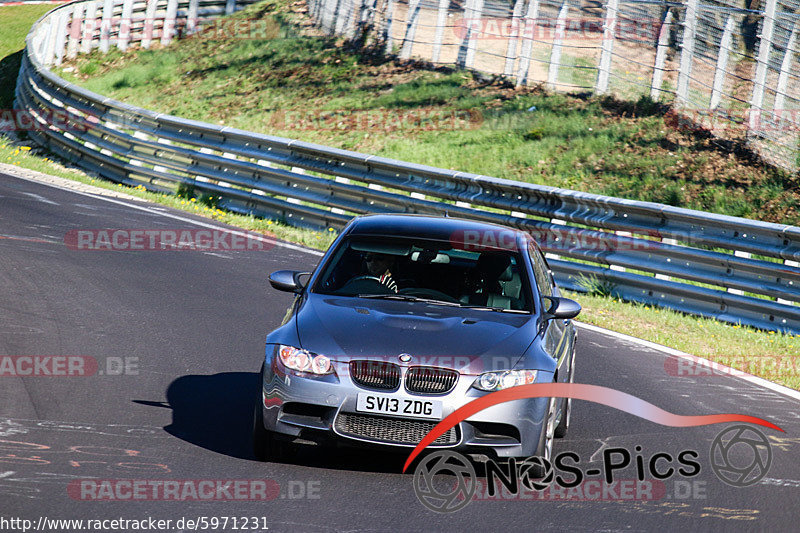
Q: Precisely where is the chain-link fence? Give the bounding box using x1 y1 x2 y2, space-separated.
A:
307 0 800 173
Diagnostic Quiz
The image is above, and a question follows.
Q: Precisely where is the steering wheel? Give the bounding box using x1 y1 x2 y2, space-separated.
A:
337 276 392 295
350 275 382 283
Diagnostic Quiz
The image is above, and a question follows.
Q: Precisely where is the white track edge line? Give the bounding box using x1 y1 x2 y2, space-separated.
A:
575 321 800 403
3 171 324 257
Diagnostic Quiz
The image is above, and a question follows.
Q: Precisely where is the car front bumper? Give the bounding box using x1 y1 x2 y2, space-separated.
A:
260 356 552 459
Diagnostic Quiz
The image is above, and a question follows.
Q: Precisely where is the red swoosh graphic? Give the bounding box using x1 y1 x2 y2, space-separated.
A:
402 383 784 473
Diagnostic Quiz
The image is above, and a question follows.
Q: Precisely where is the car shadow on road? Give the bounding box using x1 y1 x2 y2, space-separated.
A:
136 372 412 474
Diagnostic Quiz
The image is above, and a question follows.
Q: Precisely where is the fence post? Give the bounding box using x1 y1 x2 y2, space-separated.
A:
335 0 350 34
709 16 734 110
225 0 237 15
187 0 200 35
67 3 83 59
348 0 363 38
650 9 674 100
503 0 526 76
117 0 133 51
516 0 541 87
384 0 395 53
547 2 569 90
400 0 421 59
465 0 484 68
100 0 114 53
53 9 70 66
141 0 159 49
81 1 98 54
774 24 797 112
596 0 619 94
161 0 178 45
676 0 699 106
319 0 333 31
432 0 449 63
749 0 777 132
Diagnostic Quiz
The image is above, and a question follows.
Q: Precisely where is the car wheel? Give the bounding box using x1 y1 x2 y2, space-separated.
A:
554 354 575 438
252 374 295 462
528 395 557 477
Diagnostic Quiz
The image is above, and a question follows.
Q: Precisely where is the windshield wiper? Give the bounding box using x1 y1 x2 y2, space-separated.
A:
458 304 530 314
357 294 462 307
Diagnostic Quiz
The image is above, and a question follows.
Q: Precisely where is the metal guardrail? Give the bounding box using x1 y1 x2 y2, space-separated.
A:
12 0 800 333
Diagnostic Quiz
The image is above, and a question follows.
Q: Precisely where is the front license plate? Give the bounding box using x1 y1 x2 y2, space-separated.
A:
356 393 442 420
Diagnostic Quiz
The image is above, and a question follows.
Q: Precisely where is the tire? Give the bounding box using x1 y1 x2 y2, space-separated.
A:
554 352 575 438
252 372 295 463
527 395 557 477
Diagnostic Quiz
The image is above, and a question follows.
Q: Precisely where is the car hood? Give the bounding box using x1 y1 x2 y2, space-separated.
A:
295 294 537 373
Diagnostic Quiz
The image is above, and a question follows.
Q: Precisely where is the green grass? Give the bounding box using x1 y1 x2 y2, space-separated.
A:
0 4 54 109
566 290 800 390
54 0 800 225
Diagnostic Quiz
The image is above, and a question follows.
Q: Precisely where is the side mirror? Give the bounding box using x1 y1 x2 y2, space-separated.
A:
542 296 581 320
269 270 311 293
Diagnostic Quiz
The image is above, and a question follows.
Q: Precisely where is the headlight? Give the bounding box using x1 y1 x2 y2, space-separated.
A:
473 370 537 391
278 345 332 375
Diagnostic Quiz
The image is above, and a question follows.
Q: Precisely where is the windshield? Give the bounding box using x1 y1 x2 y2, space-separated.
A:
313 236 532 312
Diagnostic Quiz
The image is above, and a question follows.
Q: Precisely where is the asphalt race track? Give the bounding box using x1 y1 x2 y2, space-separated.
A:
1 172 799 532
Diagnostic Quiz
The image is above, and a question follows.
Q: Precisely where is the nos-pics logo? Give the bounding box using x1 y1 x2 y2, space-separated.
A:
412 424 772 513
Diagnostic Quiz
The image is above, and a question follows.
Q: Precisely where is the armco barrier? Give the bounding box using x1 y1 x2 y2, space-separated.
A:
12 0 800 333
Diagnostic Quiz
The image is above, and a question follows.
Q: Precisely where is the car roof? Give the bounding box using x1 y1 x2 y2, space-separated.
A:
345 214 527 243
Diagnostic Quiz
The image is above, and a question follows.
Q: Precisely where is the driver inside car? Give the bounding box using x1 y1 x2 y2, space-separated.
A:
363 252 398 293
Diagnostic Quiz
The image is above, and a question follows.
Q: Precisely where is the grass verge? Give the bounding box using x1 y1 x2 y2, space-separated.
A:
566 290 800 390
56 0 800 225
1 3 797 389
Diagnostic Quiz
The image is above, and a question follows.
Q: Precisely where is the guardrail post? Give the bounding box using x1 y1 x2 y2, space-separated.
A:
161 0 178 45
141 0 159 49
503 0 526 76
749 0 776 133
774 24 797 112
81 1 99 54
53 9 70 66
225 0 237 15
118 0 134 51
67 3 83 60
676 0 698 106
431 0 449 64
650 9 674 100
399 0 421 60
515 0 540 86
465 0 484 68
595 0 618 95
547 2 569 90
100 0 114 53
709 16 734 110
